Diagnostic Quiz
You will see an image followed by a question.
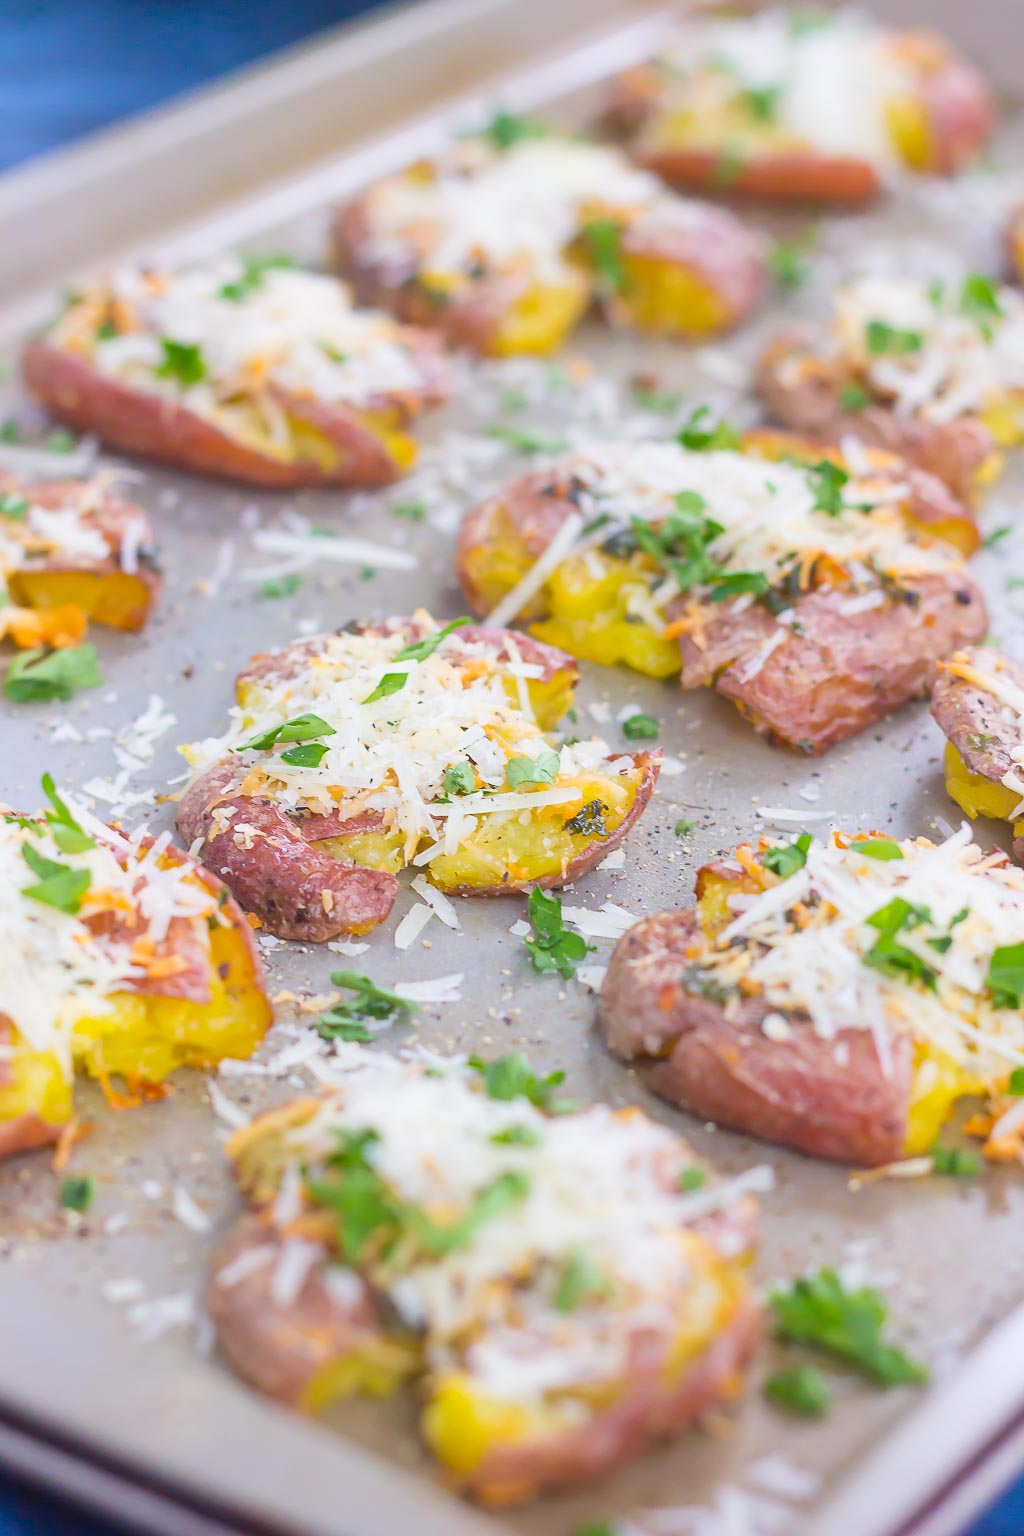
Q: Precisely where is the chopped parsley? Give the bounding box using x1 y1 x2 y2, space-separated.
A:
313 971 416 1044
390 500 426 522
43 429 78 454
769 228 817 293
562 799 609 838
490 1123 540 1147
678 1165 706 1192
523 886 593 980
674 817 698 838
865 320 923 357
0 419 23 444
21 841 92 915
486 423 570 455
0 492 29 521
678 405 741 453
740 83 781 121
238 712 336 752
41 772 94 853
960 272 1002 331
932 1145 980 1177
762 832 812 879
362 619 471 704
553 1246 608 1312
986 943 1024 1009
852 836 904 861
764 1366 831 1418
482 110 550 149
58 1175 95 1213
279 741 329 767
258 573 302 600
218 252 295 303
1009 1067 1024 1095
579 218 628 295
770 1267 928 1386
983 525 1012 549
862 898 937 990
711 142 746 188
156 338 207 386
621 712 658 741
632 383 684 413
506 749 560 788
5 644 104 703
442 760 476 796
470 1050 573 1112
839 382 872 412
808 458 849 517
629 491 764 601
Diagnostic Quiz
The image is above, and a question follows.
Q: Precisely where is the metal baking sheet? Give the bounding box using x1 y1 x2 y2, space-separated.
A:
2 3 1024 1535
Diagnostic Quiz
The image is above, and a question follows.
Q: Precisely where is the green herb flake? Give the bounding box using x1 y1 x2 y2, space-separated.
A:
769 1267 928 1386
486 423 570 455
862 897 938 990
506 749 560 788
0 419 23 444
239 712 336 753
562 799 609 838
983 525 1012 549
258 573 302 600
1009 1067 1024 1095
523 886 593 981
553 1245 607 1312
313 971 416 1044
58 1175 94 1213
622 712 659 741
932 1145 980 1177
443 760 476 796
490 1123 541 1147
280 742 329 768
41 771 95 854
808 458 849 517
469 1051 568 1110
394 617 471 665
741 83 781 122
5 644 104 703
43 429 78 454
390 500 426 522
839 382 873 412
852 837 904 862
579 218 628 296
986 943 1024 1010
21 841 92 915
632 384 684 413
678 405 742 453
156 338 207 386
0 492 29 521
865 320 923 357
960 272 1003 329
218 252 295 303
674 817 698 838
769 228 817 294
678 1165 706 1193
763 832 812 880
482 110 550 149
764 1365 831 1418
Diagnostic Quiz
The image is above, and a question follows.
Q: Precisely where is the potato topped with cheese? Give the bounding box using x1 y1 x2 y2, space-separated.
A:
607 9 995 202
208 1049 765 1503
457 431 985 754
601 827 1024 1166
932 646 1024 863
0 775 270 1160
177 615 659 942
759 274 1024 498
0 471 159 653
23 256 449 487
334 129 766 355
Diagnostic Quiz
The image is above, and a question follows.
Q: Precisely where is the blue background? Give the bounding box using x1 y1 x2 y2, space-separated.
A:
0 2 1019 1532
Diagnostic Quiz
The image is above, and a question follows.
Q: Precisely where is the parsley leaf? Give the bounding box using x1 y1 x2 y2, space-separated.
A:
313 971 416 1043
763 833 812 879
280 742 329 768
741 83 781 121
562 799 609 838
482 110 550 149
58 1175 94 1213
764 1366 831 1417
678 1165 706 1192
769 228 817 293
840 382 872 412
156 338 207 385
362 671 407 704
0 492 28 521
553 1246 608 1311
808 458 849 517
5 644 103 703
490 1123 541 1147
258 573 302 600
390 500 426 522
622 713 659 741
678 405 741 452
486 423 570 455
865 320 923 357
218 252 295 303
44 429 78 454
443 760 476 796
506 749 560 788
932 1145 980 1177
769 1267 928 1386
983 525 1012 550
579 218 628 295
862 897 937 989
1009 1067 1024 1095
523 887 593 980
394 617 471 665
852 836 904 861
986 943 1024 1009
21 841 91 915
674 817 698 838
41 772 94 853
238 712 336 752
960 272 1002 329
469 1050 570 1111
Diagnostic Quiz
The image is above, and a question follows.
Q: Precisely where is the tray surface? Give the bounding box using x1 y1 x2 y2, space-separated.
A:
1 5 1024 1536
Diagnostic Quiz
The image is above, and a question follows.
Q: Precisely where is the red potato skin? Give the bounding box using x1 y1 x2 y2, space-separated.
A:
0 1018 63 1158
675 571 988 756
461 1290 762 1504
599 909 912 1165
208 1215 388 1408
931 646 1024 861
617 206 766 332
756 332 996 501
604 34 994 201
176 759 400 943
22 337 447 489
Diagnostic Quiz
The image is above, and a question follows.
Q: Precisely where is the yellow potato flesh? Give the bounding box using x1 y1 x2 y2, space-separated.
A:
980 395 1024 451
943 740 1023 827
614 253 728 337
72 920 270 1086
884 95 934 170
489 281 591 358
8 568 153 633
422 1234 749 1491
696 860 990 1154
0 1033 73 1142
301 1335 420 1413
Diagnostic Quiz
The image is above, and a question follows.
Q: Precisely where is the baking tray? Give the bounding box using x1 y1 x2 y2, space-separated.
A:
2 3 1024 1534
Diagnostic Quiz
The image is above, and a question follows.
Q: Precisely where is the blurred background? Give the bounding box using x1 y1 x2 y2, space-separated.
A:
0 2 1019 1534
